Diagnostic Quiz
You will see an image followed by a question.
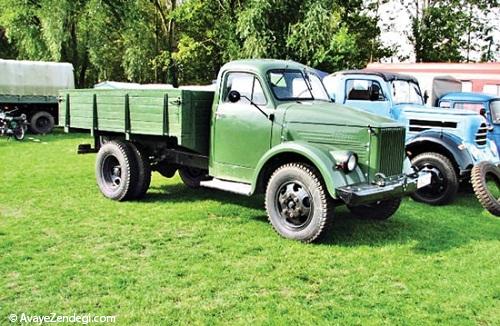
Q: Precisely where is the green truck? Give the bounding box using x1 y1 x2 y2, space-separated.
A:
60 59 430 242
0 59 75 134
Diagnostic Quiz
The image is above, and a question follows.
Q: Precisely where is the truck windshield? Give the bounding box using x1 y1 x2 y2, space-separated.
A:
392 80 424 105
268 69 330 102
491 100 500 124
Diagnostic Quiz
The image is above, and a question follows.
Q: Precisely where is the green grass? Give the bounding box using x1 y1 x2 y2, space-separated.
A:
1 131 499 325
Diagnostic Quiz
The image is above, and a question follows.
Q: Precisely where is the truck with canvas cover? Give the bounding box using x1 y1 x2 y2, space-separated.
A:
60 59 430 243
0 59 75 134
323 71 499 206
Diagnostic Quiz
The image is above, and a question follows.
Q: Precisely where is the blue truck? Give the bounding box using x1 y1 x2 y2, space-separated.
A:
438 92 500 148
323 71 499 205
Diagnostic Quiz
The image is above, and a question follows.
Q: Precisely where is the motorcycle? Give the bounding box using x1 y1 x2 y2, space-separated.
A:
0 108 29 141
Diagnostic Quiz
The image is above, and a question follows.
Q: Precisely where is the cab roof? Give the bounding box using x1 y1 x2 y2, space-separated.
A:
440 92 500 102
333 70 419 84
220 59 312 76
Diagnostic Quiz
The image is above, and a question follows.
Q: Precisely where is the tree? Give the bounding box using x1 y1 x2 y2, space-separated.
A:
403 0 500 62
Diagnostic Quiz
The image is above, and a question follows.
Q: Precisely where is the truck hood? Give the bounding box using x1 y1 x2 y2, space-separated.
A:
394 104 486 144
280 101 402 128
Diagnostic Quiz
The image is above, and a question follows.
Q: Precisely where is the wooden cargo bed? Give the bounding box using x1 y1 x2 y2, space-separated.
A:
59 89 214 155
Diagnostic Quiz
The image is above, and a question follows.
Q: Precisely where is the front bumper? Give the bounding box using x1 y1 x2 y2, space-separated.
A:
336 171 430 206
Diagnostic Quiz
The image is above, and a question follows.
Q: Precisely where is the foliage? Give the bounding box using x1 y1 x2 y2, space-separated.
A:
0 0 392 86
0 133 499 324
403 0 500 62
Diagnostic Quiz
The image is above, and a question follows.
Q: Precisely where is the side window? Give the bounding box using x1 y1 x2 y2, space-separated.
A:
346 79 385 101
453 102 485 115
224 72 267 105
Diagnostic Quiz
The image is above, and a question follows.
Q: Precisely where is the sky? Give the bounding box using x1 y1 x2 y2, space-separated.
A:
375 1 500 62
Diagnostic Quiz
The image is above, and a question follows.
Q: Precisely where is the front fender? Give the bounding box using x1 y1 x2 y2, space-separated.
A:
251 141 366 199
406 130 473 172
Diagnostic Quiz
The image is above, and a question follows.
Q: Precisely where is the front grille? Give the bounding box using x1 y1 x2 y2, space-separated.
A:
475 123 488 146
377 127 406 177
409 119 457 132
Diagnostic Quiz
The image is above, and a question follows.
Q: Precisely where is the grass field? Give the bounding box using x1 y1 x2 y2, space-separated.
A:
0 131 499 325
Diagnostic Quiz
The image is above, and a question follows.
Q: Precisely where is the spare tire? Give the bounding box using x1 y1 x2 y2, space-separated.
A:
471 161 500 217
30 111 55 134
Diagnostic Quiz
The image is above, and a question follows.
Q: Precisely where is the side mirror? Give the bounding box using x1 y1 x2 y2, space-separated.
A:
423 90 429 104
228 90 241 103
330 93 336 103
480 108 487 117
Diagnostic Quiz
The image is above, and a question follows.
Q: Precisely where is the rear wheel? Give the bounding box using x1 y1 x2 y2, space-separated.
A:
179 167 207 188
265 163 334 243
30 111 54 134
471 161 500 216
128 142 151 199
348 198 402 220
411 152 458 205
95 141 138 201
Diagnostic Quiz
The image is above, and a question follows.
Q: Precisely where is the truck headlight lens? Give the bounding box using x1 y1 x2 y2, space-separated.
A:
347 153 358 171
332 151 358 172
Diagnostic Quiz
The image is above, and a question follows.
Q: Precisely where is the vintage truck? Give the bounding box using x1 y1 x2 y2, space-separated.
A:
0 59 75 134
323 71 499 205
60 59 430 242
438 92 500 148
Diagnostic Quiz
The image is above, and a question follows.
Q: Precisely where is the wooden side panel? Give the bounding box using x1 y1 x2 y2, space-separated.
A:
96 93 125 132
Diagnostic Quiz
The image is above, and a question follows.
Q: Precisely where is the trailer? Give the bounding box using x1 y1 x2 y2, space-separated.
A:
0 59 75 134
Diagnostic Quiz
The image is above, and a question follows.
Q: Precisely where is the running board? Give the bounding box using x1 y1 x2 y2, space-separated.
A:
200 179 252 196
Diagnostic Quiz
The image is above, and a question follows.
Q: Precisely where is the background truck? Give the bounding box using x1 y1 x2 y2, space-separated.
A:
438 92 500 148
323 70 499 205
0 59 75 134
60 59 429 243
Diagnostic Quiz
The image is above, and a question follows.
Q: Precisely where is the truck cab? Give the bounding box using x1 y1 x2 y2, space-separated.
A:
62 60 430 243
438 92 500 149
323 71 499 205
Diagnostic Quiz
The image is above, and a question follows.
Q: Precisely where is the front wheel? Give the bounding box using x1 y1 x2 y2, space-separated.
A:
348 198 402 220
471 161 500 216
265 163 334 243
410 152 458 205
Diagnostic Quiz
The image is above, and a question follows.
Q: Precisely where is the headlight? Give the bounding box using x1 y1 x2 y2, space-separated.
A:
347 153 357 171
331 151 358 172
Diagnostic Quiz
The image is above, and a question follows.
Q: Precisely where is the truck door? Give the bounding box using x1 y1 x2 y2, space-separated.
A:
344 79 392 118
212 72 272 178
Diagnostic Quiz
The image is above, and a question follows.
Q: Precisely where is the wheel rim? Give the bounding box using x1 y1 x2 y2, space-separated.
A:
275 180 313 230
485 172 500 201
36 116 50 131
102 155 122 189
416 163 447 200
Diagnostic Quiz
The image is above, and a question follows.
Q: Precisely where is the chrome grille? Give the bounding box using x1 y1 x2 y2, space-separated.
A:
475 123 488 146
377 127 406 177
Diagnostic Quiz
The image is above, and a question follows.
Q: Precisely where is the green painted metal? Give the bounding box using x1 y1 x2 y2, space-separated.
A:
64 59 410 202
0 94 58 105
60 89 214 155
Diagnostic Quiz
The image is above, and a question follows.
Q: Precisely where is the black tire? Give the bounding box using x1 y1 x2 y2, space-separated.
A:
265 163 334 243
410 152 458 205
30 111 54 134
13 124 26 141
128 142 152 199
348 198 402 220
471 161 500 216
95 141 139 201
179 167 206 188
156 164 177 178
